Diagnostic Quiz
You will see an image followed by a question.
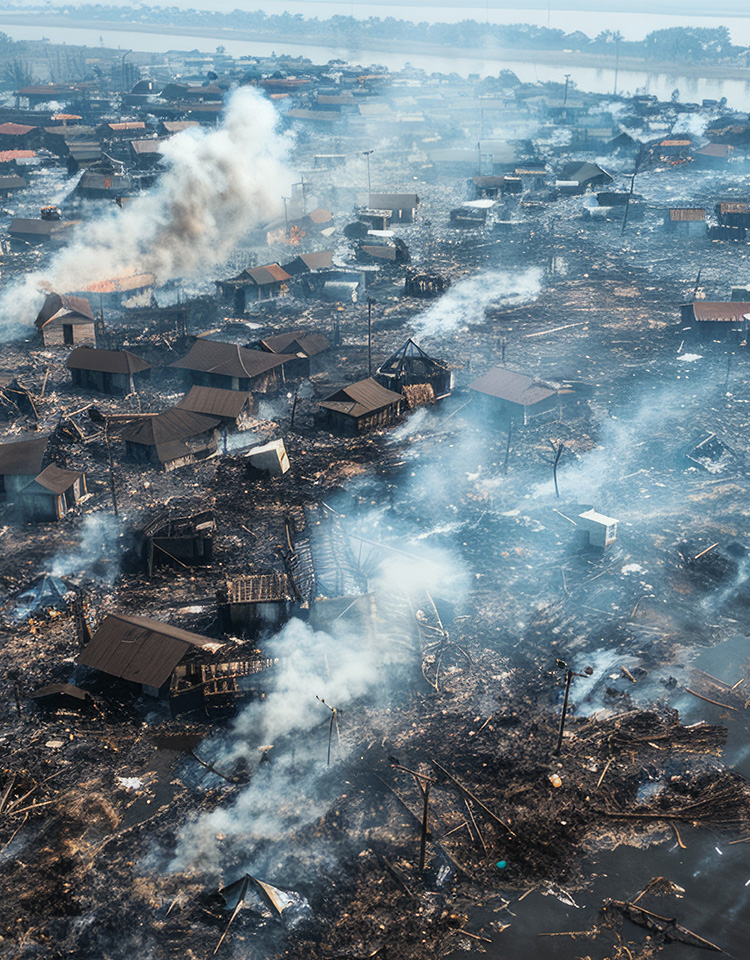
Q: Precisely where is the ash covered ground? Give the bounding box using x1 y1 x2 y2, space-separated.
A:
1 50 750 960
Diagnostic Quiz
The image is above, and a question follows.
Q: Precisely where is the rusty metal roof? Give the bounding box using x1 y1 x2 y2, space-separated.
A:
692 302 750 322
245 264 291 285
35 293 94 328
121 407 220 447
171 339 290 380
66 346 151 375
227 572 297 604
0 122 37 135
468 366 559 407
319 377 403 418
23 464 83 495
176 385 252 419
669 208 705 221
78 613 223 688
0 434 48 476
260 330 330 357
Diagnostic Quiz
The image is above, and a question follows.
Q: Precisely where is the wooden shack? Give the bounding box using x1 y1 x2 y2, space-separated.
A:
468 366 562 423
34 293 97 347
66 346 151 395
19 464 87 521
121 407 221 471
170 339 292 393
176 385 254 430
319 378 403 433
0 434 49 501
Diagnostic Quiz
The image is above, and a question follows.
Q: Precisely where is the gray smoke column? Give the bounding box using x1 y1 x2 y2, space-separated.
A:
51 512 123 586
414 267 542 339
1 86 293 332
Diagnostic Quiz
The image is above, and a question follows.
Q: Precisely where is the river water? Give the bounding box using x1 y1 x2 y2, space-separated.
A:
4 19 750 107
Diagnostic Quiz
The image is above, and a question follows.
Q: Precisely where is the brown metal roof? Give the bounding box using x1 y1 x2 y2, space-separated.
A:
171 339 290 380
245 264 291 286
282 250 333 275
260 330 330 357
692 302 750 322
35 293 95 328
468 366 559 407
227 572 297 604
0 122 37 135
176 385 253 419
669 208 706 221
10 218 80 239
130 139 163 154
717 202 748 214
78 612 223 688
121 407 220 447
65 346 151 375
23 464 83 495
319 377 403 418
0 434 48 476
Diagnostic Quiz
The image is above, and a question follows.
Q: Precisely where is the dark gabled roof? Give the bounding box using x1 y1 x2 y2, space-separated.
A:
377 338 448 377
10 218 79 239
0 175 27 190
65 346 151 375
22 463 83 495
0 434 49 476
227 572 297 604
246 264 291 286
468 366 559 407
319 378 402 418
78 612 223 688
29 683 91 702
121 407 220 447
559 162 613 185
176 385 252 419
368 192 420 210
170 339 290 380
260 330 330 357
35 293 95 329
130 139 164 155
691 302 750 322
281 250 333 275
161 120 200 133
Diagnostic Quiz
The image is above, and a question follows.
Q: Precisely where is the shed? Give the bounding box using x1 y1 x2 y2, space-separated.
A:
468 366 561 422
35 293 96 347
176 385 254 429
257 330 330 377
319 378 403 433
281 251 334 276
223 573 298 631
66 346 151 394
368 192 420 223
0 434 49 500
558 162 613 192
578 509 618 549
78 612 223 697
170 339 292 393
245 438 290 475
681 301 750 340
121 407 221 471
375 338 452 399
666 208 707 236
216 263 291 311
19 464 87 521
0 174 27 197
9 217 80 247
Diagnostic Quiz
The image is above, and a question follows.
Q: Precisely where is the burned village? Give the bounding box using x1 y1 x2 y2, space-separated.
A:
2 25 750 960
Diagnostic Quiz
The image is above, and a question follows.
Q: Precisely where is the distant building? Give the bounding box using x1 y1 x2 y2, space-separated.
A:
256 330 330 377
223 573 298 632
368 192 420 223
468 365 563 423
176 385 255 430
171 339 293 393
121 407 221 471
680 301 750 340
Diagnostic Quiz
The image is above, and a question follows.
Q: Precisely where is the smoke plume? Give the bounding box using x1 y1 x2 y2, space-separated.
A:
1 86 293 333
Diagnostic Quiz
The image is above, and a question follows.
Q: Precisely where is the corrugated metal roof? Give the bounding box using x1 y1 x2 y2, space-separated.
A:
0 434 48 476
0 150 36 161
692 302 750 322
78 612 223 688
0 122 36 135
246 264 291 285
176 385 252 419
282 250 333 274
36 293 94 328
10 218 79 238
171 339 290 380
669 208 706 221
66 346 151 375
468 366 559 407
130 139 163 154
121 407 220 446
319 377 403 418
260 330 330 357
23 463 83 495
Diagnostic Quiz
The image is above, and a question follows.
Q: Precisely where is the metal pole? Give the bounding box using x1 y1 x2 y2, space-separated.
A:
282 196 289 237
363 149 373 195
419 781 430 874
367 297 373 376
563 74 570 104
554 668 573 756
105 421 118 517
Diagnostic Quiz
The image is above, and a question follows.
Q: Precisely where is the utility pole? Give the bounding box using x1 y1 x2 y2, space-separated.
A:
563 74 571 104
281 196 290 238
362 149 373 195
367 296 375 376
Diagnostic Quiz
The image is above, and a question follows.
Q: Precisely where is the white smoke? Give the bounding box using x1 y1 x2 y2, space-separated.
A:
51 512 123 585
1 87 293 334
414 267 542 339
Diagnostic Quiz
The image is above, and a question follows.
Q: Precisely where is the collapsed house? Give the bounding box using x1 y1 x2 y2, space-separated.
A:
222 572 298 633
374 338 452 403
404 269 450 298
0 434 49 500
468 366 564 423
138 509 215 576
318 378 404 433
256 330 330 377
65 346 152 395
77 612 224 698
368 192 420 223
34 293 97 347
120 407 221 471
18 464 87 521
170 339 293 393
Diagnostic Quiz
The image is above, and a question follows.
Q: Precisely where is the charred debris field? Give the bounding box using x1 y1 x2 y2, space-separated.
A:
3 50 750 960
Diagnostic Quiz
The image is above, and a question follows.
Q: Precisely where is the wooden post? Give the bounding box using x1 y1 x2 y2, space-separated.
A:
503 419 512 476
105 420 118 517
419 780 431 874
553 668 573 756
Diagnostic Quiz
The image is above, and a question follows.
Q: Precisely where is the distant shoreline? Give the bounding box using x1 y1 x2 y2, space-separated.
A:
2 11 750 83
